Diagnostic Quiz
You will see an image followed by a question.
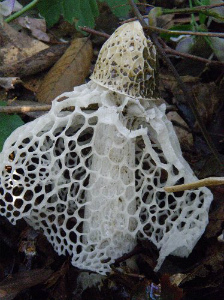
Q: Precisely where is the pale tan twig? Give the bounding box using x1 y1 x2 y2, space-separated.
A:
164 177 224 192
0 105 51 113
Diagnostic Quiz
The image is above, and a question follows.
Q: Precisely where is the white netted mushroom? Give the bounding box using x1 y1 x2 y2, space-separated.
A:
0 22 213 275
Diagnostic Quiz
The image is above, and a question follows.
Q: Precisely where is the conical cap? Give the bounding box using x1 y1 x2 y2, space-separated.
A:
91 21 157 100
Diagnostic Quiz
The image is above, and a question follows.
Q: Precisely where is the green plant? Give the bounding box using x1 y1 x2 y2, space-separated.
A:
37 0 137 28
148 0 224 62
5 0 137 28
0 101 24 152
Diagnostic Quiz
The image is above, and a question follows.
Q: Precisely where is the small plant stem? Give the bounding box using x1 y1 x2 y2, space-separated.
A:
164 177 224 193
79 26 110 39
163 2 224 22
123 17 224 38
5 0 39 23
159 38 224 66
128 0 222 167
0 105 51 113
189 0 198 30
164 5 222 14
145 24 224 38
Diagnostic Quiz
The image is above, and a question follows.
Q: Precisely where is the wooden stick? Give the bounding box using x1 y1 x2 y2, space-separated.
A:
164 177 224 192
0 105 51 113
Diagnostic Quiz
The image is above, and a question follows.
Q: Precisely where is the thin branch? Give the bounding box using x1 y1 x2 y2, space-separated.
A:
128 0 222 167
81 22 224 41
0 105 51 113
145 24 224 38
164 177 224 192
163 3 224 16
141 2 224 21
121 272 145 279
123 17 224 38
186 2 224 9
160 42 224 66
139 2 224 11
79 26 110 39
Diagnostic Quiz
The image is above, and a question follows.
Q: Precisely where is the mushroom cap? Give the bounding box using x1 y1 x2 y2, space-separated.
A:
91 21 157 100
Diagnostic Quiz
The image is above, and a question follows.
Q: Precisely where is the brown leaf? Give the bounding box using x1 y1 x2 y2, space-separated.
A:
36 38 93 104
16 17 50 42
0 44 68 78
0 269 53 300
0 22 48 66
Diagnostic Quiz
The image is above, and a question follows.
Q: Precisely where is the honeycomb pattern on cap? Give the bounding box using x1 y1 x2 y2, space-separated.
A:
91 22 157 100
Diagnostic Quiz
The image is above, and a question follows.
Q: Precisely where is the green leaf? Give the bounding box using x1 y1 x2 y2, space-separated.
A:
62 0 81 23
89 0 100 18
37 0 62 28
193 0 210 5
199 12 207 24
77 0 98 28
37 0 99 28
99 0 137 18
37 0 135 29
199 0 210 5
0 101 24 152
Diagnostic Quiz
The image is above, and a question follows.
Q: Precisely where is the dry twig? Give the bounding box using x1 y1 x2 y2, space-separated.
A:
0 105 51 114
164 177 224 192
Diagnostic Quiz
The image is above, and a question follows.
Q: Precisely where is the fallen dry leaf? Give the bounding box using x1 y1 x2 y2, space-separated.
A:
37 38 93 104
0 22 48 66
0 44 68 78
16 16 50 42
